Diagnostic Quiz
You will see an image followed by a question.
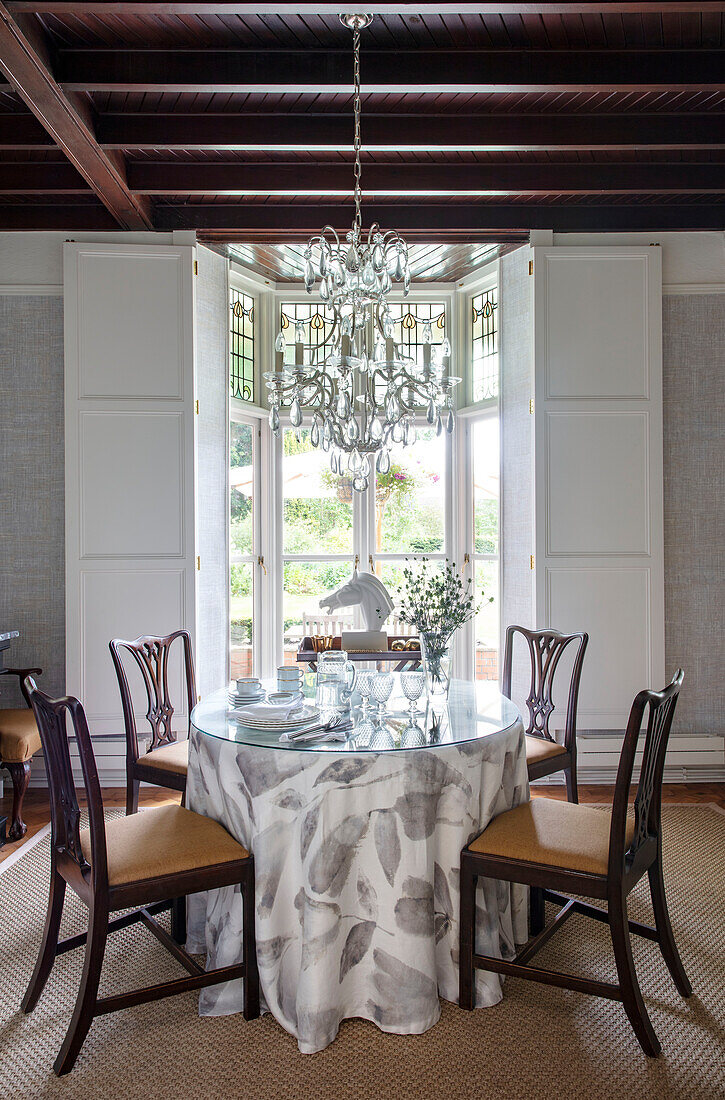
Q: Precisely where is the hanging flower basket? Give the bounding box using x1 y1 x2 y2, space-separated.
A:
337 477 354 504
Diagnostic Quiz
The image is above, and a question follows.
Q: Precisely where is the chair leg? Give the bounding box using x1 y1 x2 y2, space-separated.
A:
458 859 476 1011
54 899 108 1076
648 855 692 998
171 896 187 946
242 863 260 1021
564 764 578 804
530 886 545 936
6 761 31 841
125 776 140 816
609 891 660 1057
22 865 67 1013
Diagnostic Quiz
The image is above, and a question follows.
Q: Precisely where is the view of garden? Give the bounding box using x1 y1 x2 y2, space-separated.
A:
230 418 500 679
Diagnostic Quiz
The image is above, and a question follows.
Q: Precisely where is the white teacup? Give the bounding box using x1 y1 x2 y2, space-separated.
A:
277 666 303 693
236 677 261 696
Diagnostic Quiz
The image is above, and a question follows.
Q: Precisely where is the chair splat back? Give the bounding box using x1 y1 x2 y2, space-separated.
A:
502 625 588 746
25 679 106 883
611 669 684 868
110 631 197 756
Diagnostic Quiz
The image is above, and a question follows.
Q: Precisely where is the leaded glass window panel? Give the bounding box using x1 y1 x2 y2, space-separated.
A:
230 288 255 401
279 302 336 367
471 288 498 402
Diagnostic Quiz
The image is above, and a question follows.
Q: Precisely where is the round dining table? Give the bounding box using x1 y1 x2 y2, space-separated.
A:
186 678 529 1054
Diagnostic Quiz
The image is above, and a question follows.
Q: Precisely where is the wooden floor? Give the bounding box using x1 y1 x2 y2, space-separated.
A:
1 782 724 867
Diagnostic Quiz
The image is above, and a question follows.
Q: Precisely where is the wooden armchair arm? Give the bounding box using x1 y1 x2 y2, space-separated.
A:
1 667 43 707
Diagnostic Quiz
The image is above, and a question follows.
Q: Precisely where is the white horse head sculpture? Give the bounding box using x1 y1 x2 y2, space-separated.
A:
319 569 395 631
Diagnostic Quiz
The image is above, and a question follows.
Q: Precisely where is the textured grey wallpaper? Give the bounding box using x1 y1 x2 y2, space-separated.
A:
0 294 65 706
663 294 725 735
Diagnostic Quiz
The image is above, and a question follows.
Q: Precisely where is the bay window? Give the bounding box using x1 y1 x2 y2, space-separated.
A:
228 267 502 683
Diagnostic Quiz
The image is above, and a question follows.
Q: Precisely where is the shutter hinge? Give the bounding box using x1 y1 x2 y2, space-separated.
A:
529 398 534 414
530 555 535 570
193 259 198 275
196 555 201 571
195 399 199 415
528 259 533 275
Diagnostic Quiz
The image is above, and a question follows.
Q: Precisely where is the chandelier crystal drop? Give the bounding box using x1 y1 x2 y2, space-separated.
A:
263 12 460 493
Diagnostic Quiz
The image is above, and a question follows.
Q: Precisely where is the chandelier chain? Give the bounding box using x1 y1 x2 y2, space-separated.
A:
265 11 459 494
353 24 363 232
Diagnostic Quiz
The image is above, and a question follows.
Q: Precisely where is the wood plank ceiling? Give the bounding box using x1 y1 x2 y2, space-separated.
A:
0 2 723 239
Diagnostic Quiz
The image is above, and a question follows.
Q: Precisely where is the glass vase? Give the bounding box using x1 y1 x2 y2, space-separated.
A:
420 632 453 700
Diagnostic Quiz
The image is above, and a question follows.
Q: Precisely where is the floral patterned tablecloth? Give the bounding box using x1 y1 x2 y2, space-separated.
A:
186 701 528 1054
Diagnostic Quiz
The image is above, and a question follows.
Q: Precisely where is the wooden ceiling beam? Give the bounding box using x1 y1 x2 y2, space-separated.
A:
127 161 725 196
0 2 153 227
0 111 55 146
57 49 725 94
0 160 89 189
0 201 120 228
156 202 725 233
8 2 725 13
96 112 725 153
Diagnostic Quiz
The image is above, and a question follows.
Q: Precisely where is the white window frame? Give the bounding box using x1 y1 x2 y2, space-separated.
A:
227 272 502 683
456 257 503 683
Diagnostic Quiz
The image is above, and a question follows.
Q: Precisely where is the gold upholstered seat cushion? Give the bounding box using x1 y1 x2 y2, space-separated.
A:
138 739 188 777
467 797 635 877
80 804 249 888
0 708 41 763
525 734 567 766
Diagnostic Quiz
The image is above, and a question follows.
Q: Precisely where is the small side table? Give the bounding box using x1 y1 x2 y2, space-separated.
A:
296 634 422 674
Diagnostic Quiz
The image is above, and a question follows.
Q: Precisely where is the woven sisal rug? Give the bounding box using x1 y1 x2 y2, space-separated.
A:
0 805 723 1100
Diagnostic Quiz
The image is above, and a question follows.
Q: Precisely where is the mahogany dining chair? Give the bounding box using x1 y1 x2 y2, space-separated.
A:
459 670 691 1057
109 630 197 816
502 625 588 803
21 678 259 1076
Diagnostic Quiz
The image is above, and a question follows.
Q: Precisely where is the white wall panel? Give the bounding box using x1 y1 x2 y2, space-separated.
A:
533 245 664 730
79 569 186 724
544 252 650 399
65 242 197 752
546 567 651 723
76 250 184 399
546 410 649 555
79 411 184 558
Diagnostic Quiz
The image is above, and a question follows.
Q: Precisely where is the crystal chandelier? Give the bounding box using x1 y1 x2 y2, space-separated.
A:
264 12 460 493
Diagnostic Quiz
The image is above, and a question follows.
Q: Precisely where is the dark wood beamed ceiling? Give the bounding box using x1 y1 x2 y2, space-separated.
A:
95 113 725 153
0 1 151 226
0 2 723 236
154 202 725 234
127 162 725 196
5 2 725 11
55 49 725 94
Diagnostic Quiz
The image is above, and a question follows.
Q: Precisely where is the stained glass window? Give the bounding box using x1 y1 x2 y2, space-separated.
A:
230 287 255 401
471 287 498 402
279 302 336 367
388 302 446 370
375 302 447 406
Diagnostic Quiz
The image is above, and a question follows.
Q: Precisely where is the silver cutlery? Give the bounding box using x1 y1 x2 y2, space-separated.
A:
281 714 353 743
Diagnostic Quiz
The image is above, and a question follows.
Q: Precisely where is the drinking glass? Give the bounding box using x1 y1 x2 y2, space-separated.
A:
400 670 425 719
355 669 374 715
400 719 427 748
370 672 394 717
368 719 395 751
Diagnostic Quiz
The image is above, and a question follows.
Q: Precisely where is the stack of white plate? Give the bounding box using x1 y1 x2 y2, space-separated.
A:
234 704 320 731
228 686 266 708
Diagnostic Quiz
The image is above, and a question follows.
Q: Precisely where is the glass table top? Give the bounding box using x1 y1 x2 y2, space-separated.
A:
191 678 521 754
